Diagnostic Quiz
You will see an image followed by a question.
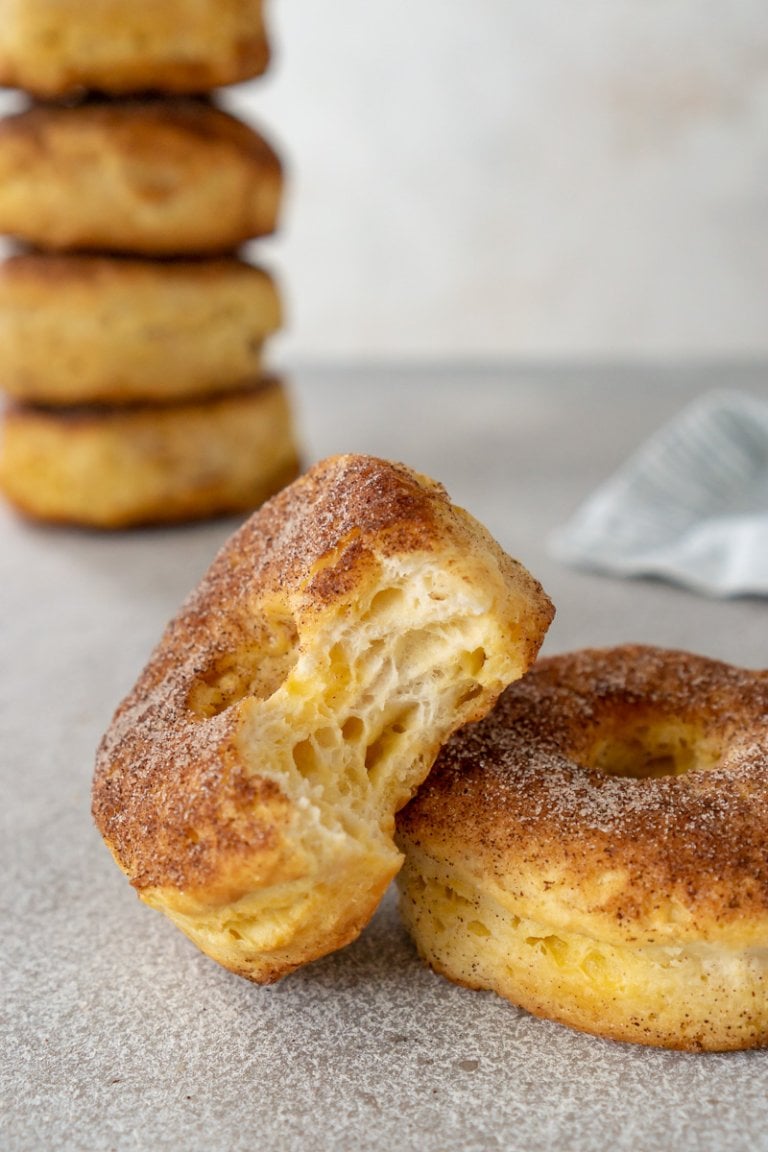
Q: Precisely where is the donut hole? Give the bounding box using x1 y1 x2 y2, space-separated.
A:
586 720 720 779
187 608 298 718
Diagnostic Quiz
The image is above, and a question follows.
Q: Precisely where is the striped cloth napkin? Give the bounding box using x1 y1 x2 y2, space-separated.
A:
549 390 768 597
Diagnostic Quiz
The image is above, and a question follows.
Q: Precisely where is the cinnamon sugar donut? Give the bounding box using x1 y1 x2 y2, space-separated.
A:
92 455 554 982
396 645 768 1051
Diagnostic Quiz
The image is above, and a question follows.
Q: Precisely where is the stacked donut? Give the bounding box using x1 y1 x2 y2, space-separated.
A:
0 0 299 528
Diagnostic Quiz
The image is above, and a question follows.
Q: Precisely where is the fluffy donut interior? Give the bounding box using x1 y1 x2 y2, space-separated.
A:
256 572 490 814
165 553 536 973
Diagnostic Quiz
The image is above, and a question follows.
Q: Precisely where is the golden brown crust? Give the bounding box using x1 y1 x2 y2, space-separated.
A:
92 455 554 981
396 645 768 1049
402 646 768 936
96 460 449 889
0 99 282 254
0 253 281 405
0 379 300 528
0 0 269 97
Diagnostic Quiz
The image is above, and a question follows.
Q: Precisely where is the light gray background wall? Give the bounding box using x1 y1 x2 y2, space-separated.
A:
0 2 764 362
231 0 768 362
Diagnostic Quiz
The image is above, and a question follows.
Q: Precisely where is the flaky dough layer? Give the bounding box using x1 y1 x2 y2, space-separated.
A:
0 99 281 255
0 0 269 96
0 254 281 405
397 645 768 1051
0 379 299 528
92 455 554 982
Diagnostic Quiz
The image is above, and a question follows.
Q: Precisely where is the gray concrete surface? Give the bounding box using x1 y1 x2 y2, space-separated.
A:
2 364 767 1151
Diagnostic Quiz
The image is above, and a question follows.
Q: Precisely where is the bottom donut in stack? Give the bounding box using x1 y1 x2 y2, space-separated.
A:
0 253 295 527
396 645 768 1051
0 379 298 528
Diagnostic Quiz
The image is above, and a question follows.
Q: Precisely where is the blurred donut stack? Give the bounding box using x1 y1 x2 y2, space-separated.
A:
0 0 300 528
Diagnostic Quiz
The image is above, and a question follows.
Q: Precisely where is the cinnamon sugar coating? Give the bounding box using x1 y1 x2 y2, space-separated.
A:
92 455 554 982
396 645 768 1050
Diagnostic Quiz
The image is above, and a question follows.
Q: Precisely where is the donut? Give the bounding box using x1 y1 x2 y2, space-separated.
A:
396 645 768 1051
91 455 554 981
0 99 282 255
0 379 299 528
0 0 269 97
0 254 281 406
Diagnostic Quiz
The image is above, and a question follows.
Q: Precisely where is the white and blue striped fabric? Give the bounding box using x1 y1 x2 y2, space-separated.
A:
550 390 768 597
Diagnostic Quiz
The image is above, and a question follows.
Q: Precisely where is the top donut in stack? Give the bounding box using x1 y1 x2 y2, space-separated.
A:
0 0 300 528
